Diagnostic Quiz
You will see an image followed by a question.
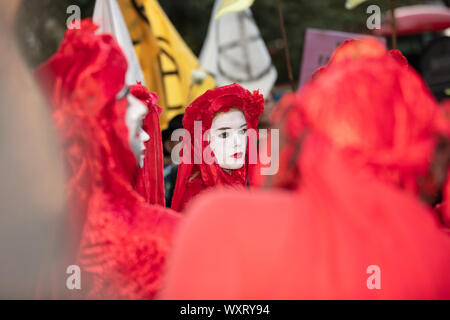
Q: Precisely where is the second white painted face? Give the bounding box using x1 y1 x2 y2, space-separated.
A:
209 108 248 170
126 94 150 168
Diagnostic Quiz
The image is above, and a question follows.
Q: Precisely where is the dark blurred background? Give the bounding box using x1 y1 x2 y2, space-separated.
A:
15 0 446 85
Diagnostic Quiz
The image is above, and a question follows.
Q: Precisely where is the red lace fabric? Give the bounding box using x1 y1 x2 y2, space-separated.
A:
272 39 438 194
171 83 264 212
35 19 180 299
130 83 165 206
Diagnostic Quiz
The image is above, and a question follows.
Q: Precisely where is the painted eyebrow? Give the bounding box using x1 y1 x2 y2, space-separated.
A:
216 124 247 131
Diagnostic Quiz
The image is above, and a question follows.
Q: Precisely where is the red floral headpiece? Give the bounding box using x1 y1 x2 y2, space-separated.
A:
129 82 162 116
183 83 265 136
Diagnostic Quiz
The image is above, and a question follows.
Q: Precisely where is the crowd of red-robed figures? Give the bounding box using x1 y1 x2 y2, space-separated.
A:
22 18 450 299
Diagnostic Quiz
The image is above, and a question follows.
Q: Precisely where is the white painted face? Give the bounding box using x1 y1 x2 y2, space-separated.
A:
209 108 248 170
126 94 150 168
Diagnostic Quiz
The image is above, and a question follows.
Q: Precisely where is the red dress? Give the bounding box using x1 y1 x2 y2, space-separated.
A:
171 83 265 212
36 19 180 299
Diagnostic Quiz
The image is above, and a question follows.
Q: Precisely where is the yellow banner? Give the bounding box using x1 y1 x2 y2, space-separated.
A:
345 0 369 10
118 0 216 130
215 0 255 19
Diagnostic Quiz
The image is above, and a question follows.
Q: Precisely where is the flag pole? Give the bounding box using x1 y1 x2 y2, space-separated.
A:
276 0 296 92
390 0 397 50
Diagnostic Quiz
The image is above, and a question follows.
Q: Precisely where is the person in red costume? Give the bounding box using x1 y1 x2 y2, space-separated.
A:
308 39 449 221
274 38 437 195
130 83 166 206
160 40 450 299
171 83 264 212
36 19 180 299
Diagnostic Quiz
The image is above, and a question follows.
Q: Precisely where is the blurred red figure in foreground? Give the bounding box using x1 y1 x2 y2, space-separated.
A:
161 40 450 299
36 19 179 299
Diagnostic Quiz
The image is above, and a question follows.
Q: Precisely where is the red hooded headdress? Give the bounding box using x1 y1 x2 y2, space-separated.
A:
171 83 264 211
130 83 165 206
35 19 179 299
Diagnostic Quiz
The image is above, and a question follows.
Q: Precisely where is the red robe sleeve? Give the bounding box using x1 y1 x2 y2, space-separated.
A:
78 192 180 299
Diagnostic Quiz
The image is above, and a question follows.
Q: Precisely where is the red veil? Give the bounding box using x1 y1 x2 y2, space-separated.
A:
171 83 264 212
36 19 179 299
130 83 165 206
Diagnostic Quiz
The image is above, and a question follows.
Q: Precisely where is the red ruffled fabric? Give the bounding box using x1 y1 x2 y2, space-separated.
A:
130 83 165 206
272 39 438 194
389 49 409 66
35 19 180 299
436 171 450 229
171 83 264 212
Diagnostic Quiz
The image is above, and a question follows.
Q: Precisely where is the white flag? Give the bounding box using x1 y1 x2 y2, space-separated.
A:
200 0 277 98
93 0 145 86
